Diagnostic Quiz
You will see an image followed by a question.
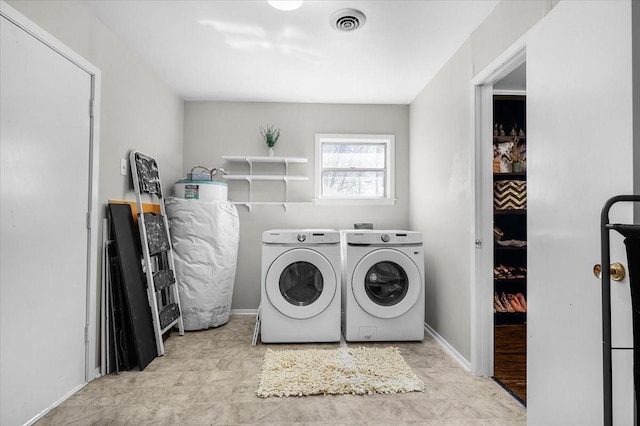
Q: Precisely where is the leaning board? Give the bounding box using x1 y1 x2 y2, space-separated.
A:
108 202 157 370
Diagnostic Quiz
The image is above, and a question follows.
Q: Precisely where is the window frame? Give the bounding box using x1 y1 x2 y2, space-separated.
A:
314 133 395 205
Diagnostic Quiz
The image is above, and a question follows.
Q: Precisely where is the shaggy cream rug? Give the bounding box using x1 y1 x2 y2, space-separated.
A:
256 346 425 397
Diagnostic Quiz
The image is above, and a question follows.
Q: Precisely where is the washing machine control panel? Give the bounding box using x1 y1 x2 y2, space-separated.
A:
263 229 341 245
380 234 390 242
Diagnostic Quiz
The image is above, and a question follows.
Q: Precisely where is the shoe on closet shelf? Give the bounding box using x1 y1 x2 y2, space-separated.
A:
494 292 507 313
508 294 526 313
500 292 516 313
516 293 527 311
496 239 527 248
494 265 515 279
514 266 527 279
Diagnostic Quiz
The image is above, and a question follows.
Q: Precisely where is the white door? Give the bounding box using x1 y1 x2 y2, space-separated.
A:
526 1 634 425
1 13 93 426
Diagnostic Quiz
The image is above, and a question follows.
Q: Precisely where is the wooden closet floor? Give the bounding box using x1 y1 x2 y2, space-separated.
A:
494 324 527 403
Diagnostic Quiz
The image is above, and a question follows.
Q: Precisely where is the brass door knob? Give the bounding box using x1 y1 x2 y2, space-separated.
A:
593 262 626 281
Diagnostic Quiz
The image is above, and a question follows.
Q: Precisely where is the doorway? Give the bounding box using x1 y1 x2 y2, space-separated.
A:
491 91 527 403
469 46 526 393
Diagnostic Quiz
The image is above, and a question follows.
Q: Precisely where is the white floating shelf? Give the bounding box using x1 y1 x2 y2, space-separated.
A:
222 155 307 164
230 201 314 212
221 155 309 211
223 175 308 181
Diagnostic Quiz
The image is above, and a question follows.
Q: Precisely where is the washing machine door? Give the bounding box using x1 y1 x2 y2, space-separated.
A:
265 248 337 319
352 248 421 319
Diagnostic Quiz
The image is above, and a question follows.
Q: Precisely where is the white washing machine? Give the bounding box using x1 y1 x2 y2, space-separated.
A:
261 229 341 343
341 230 425 341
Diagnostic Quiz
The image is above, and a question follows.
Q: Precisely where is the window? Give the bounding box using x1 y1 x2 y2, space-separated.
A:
314 134 395 204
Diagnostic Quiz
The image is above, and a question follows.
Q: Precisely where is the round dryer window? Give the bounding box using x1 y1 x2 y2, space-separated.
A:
266 248 337 319
279 261 323 306
364 261 408 306
352 249 421 319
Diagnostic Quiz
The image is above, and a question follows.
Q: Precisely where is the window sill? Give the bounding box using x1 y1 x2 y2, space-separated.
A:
313 198 396 206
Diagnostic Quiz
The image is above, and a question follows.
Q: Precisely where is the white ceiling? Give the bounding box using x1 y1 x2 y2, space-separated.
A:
85 0 499 104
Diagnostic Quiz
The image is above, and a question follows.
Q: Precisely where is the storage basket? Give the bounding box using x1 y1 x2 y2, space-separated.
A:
494 180 526 210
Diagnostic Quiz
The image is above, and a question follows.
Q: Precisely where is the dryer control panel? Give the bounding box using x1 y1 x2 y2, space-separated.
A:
344 230 423 246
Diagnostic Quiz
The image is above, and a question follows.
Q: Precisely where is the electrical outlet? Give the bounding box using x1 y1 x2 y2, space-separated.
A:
120 158 127 176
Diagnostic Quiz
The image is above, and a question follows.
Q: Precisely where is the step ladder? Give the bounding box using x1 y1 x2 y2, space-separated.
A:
129 151 184 356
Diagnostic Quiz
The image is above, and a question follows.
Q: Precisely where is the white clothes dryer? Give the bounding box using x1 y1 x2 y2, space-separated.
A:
341 230 425 341
261 229 341 343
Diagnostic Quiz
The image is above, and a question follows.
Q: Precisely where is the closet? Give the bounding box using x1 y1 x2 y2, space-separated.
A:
492 94 527 403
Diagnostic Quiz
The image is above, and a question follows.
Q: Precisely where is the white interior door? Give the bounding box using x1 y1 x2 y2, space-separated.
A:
1 12 93 426
526 1 634 425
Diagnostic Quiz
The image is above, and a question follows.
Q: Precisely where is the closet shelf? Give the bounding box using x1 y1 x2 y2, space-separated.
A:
494 278 527 285
494 246 527 251
494 172 526 179
494 312 527 325
493 136 526 143
494 209 526 215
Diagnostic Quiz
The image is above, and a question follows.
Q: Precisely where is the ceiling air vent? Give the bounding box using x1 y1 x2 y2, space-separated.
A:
330 8 366 32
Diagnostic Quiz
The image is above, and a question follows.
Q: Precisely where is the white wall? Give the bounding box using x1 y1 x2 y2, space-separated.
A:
7 0 184 375
409 0 550 360
183 101 409 310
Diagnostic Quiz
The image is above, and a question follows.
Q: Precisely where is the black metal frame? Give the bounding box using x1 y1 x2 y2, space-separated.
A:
600 194 640 426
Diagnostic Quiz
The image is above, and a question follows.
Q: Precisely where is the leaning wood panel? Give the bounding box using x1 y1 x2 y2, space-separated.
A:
108 203 157 370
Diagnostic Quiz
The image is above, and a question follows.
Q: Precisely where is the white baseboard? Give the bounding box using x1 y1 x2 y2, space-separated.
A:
424 322 471 372
26 382 87 425
231 309 259 316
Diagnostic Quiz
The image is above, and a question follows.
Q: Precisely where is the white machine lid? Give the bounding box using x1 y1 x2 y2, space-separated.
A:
342 230 422 245
175 179 228 186
263 229 340 244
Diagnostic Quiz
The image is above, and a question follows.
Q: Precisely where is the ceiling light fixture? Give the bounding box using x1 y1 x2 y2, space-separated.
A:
330 8 366 32
268 1 303 11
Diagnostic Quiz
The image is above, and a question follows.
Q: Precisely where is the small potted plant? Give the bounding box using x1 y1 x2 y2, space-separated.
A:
260 125 280 156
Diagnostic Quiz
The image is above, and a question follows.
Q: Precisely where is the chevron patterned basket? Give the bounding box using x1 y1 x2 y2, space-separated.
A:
494 180 527 210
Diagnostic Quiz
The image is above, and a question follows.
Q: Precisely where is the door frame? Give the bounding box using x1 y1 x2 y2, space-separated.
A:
469 42 526 377
0 1 101 383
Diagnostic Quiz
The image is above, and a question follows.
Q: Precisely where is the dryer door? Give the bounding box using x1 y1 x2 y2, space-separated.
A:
265 248 337 319
352 248 422 319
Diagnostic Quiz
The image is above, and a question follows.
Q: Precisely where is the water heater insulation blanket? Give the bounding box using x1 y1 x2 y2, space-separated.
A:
165 197 239 330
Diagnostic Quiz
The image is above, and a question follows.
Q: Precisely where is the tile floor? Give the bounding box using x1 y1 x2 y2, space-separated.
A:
37 315 526 425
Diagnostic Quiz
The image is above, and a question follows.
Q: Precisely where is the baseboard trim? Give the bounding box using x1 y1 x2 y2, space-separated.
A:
424 322 472 372
231 309 259 316
26 382 87 425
